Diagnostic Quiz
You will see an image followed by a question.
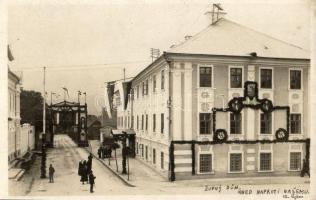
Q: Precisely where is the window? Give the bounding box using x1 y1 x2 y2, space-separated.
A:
260 113 271 134
137 86 139 98
199 154 212 173
290 70 301 89
199 67 212 87
161 152 164 169
142 82 145 96
260 69 272 88
153 75 157 92
199 113 212 134
141 115 144 130
136 142 139 154
153 114 156 132
290 152 301 170
230 153 242 172
145 114 148 131
161 113 164 134
230 68 243 88
230 113 242 134
161 70 165 90
141 144 144 157
145 146 148 160
290 114 301 134
259 153 272 171
153 148 156 164
125 116 127 128
144 79 148 95
137 115 139 130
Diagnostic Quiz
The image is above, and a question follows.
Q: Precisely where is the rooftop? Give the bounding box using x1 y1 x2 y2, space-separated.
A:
167 18 309 59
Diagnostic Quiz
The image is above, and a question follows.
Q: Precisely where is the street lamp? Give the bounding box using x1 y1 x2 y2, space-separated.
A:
40 66 47 179
40 132 46 178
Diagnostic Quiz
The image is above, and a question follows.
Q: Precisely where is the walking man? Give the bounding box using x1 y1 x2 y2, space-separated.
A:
49 164 55 183
88 170 96 193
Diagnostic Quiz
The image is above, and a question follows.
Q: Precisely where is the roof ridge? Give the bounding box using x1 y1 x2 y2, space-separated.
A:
223 18 309 52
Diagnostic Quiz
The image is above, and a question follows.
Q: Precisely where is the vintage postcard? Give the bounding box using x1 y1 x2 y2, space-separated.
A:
1 0 315 199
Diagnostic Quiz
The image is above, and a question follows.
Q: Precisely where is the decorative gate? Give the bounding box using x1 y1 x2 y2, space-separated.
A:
48 101 88 147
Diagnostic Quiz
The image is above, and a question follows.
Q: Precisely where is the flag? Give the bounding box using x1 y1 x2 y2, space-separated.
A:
62 87 69 98
8 45 14 61
104 82 115 119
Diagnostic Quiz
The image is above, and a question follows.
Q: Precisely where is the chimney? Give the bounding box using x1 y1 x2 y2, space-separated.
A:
205 3 227 25
184 35 192 40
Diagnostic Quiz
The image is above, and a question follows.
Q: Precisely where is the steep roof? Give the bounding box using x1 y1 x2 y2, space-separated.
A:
167 18 309 59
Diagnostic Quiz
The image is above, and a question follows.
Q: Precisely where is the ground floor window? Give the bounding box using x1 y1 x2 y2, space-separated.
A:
199 154 212 173
136 142 138 154
230 153 242 172
161 152 164 169
153 148 156 164
290 152 301 171
259 152 272 171
145 146 148 160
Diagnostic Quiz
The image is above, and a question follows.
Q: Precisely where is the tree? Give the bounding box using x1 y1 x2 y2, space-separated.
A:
20 90 46 133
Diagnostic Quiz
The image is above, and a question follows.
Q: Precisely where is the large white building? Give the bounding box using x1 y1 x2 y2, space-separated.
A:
106 16 310 181
8 68 35 162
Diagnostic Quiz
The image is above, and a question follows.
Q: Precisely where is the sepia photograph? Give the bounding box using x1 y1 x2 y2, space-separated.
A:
1 0 316 199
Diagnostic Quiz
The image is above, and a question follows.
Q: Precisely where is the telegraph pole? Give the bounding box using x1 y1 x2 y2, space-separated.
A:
43 67 46 135
41 66 47 178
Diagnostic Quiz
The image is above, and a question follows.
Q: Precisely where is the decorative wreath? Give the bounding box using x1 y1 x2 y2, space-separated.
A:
260 99 273 113
275 128 289 141
213 129 228 143
228 98 243 113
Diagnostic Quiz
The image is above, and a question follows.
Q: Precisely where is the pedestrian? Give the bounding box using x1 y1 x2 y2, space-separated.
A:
87 153 93 173
88 170 96 193
49 164 55 183
300 159 310 177
78 160 83 176
81 160 88 184
97 147 101 158
101 146 104 159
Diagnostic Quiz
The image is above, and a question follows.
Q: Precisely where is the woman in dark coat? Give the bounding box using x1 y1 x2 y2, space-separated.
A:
78 160 83 176
81 160 88 184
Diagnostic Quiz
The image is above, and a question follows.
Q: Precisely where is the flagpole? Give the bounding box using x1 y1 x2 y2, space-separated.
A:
43 67 46 135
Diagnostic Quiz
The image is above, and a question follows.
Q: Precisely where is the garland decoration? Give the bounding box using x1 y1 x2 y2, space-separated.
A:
191 143 195 175
169 142 175 181
213 129 228 143
275 128 289 141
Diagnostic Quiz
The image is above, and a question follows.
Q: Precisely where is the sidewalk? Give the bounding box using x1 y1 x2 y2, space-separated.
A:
88 140 310 190
87 140 166 187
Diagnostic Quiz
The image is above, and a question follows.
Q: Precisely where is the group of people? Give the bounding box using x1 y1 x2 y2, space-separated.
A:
78 153 96 193
97 146 112 159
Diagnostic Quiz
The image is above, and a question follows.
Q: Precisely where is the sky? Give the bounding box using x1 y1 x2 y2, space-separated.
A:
7 0 311 115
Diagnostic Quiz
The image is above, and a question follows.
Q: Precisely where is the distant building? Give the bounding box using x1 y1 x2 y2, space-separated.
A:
106 16 310 180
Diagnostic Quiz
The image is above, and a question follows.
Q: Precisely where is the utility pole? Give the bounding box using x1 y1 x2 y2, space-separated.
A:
41 66 47 179
123 68 126 82
150 48 160 63
43 67 46 135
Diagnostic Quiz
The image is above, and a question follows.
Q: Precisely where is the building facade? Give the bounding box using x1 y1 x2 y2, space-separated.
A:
8 70 35 162
8 70 21 162
109 18 310 180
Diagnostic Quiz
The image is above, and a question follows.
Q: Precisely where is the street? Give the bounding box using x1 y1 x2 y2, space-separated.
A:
9 134 310 196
